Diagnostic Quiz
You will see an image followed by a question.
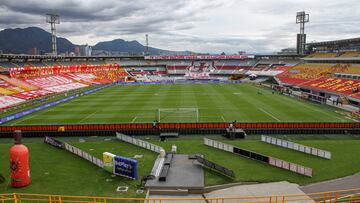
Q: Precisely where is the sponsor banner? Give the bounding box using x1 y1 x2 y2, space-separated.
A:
290 163 297 172
304 168 313 177
324 151 332 159
9 64 121 78
114 156 138 180
103 152 116 173
293 143 299 151
144 55 255 60
312 148 318 156
204 138 313 177
44 136 65 149
44 137 105 169
195 155 235 179
269 157 276 166
261 135 331 160
116 133 163 153
282 161 290 170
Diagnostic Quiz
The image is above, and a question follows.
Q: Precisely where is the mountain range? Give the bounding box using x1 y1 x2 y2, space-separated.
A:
0 27 188 55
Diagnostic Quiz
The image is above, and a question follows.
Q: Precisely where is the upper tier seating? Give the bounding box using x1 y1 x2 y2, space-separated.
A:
306 52 338 58
277 64 337 84
339 52 360 58
337 64 360 75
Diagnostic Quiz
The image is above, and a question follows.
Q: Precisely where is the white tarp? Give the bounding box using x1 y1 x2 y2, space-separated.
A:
0 96 25 108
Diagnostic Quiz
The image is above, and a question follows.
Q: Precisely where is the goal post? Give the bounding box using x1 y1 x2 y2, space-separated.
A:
156 108 199 123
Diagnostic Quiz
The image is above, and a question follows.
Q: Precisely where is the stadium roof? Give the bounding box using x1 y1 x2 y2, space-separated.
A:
0 54 144 60
302 57 360 62
0 54 303 61
307 37 360 46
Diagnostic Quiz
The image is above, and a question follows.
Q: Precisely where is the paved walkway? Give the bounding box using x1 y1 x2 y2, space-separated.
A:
148 181 314 203
205 181 313 203
300 172 360 194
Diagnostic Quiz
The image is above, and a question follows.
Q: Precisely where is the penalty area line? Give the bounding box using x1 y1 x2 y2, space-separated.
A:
131 116 137 123
77 110 100 123
259 108 281 122
221 116 226 122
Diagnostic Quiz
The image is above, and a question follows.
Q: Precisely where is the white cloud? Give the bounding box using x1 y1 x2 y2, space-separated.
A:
0 0 359 53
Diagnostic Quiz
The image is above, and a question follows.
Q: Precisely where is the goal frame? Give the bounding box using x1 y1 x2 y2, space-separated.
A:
156 108 199 122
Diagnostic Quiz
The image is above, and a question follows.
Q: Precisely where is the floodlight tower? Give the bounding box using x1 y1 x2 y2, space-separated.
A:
296 11 309 55
145 34 149 56
46 14 60 56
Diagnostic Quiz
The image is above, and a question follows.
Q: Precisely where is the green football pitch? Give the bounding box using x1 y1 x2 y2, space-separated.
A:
0 135 359 197
3 83 355 125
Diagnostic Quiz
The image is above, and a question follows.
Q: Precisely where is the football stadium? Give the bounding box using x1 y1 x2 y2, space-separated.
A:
0 4 360 203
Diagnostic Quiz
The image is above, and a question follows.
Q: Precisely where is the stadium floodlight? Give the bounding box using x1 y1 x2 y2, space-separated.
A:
296 12 309 24
46 14 60 56
145 34 149 56
296 11 309 55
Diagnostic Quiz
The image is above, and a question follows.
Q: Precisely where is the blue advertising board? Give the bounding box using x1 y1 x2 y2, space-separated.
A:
114 156 138 180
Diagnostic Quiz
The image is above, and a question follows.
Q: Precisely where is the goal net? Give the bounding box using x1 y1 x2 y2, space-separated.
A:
156 108 199 122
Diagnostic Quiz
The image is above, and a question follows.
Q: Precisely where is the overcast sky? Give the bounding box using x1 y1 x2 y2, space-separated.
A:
0 0 359 54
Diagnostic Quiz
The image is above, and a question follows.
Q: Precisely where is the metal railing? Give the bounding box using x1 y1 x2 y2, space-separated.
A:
0 188 359 203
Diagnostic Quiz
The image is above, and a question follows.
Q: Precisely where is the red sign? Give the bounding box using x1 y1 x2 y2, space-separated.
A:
144 55 255 60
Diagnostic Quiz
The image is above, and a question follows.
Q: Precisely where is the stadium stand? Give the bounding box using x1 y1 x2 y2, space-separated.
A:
0 62 130 109
301 77 360 97
12 89 54 100
92 68 129 82
21 75 74 88
339 51 360 58
0 87 15 95
276 61 360 102
61 73 101 84
306 52 338 58
0 75 38 91
276 63 336 84
0 78 23 95
0 95 25 109
341 64 360 75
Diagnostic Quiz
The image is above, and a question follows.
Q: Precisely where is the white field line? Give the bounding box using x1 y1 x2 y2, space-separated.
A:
346 116 359 122
221 116 226 122
131 116 137 123
259 108 281 122
10 107 54 126
295 101 346 122
10 113 40 126
77 110 99 123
